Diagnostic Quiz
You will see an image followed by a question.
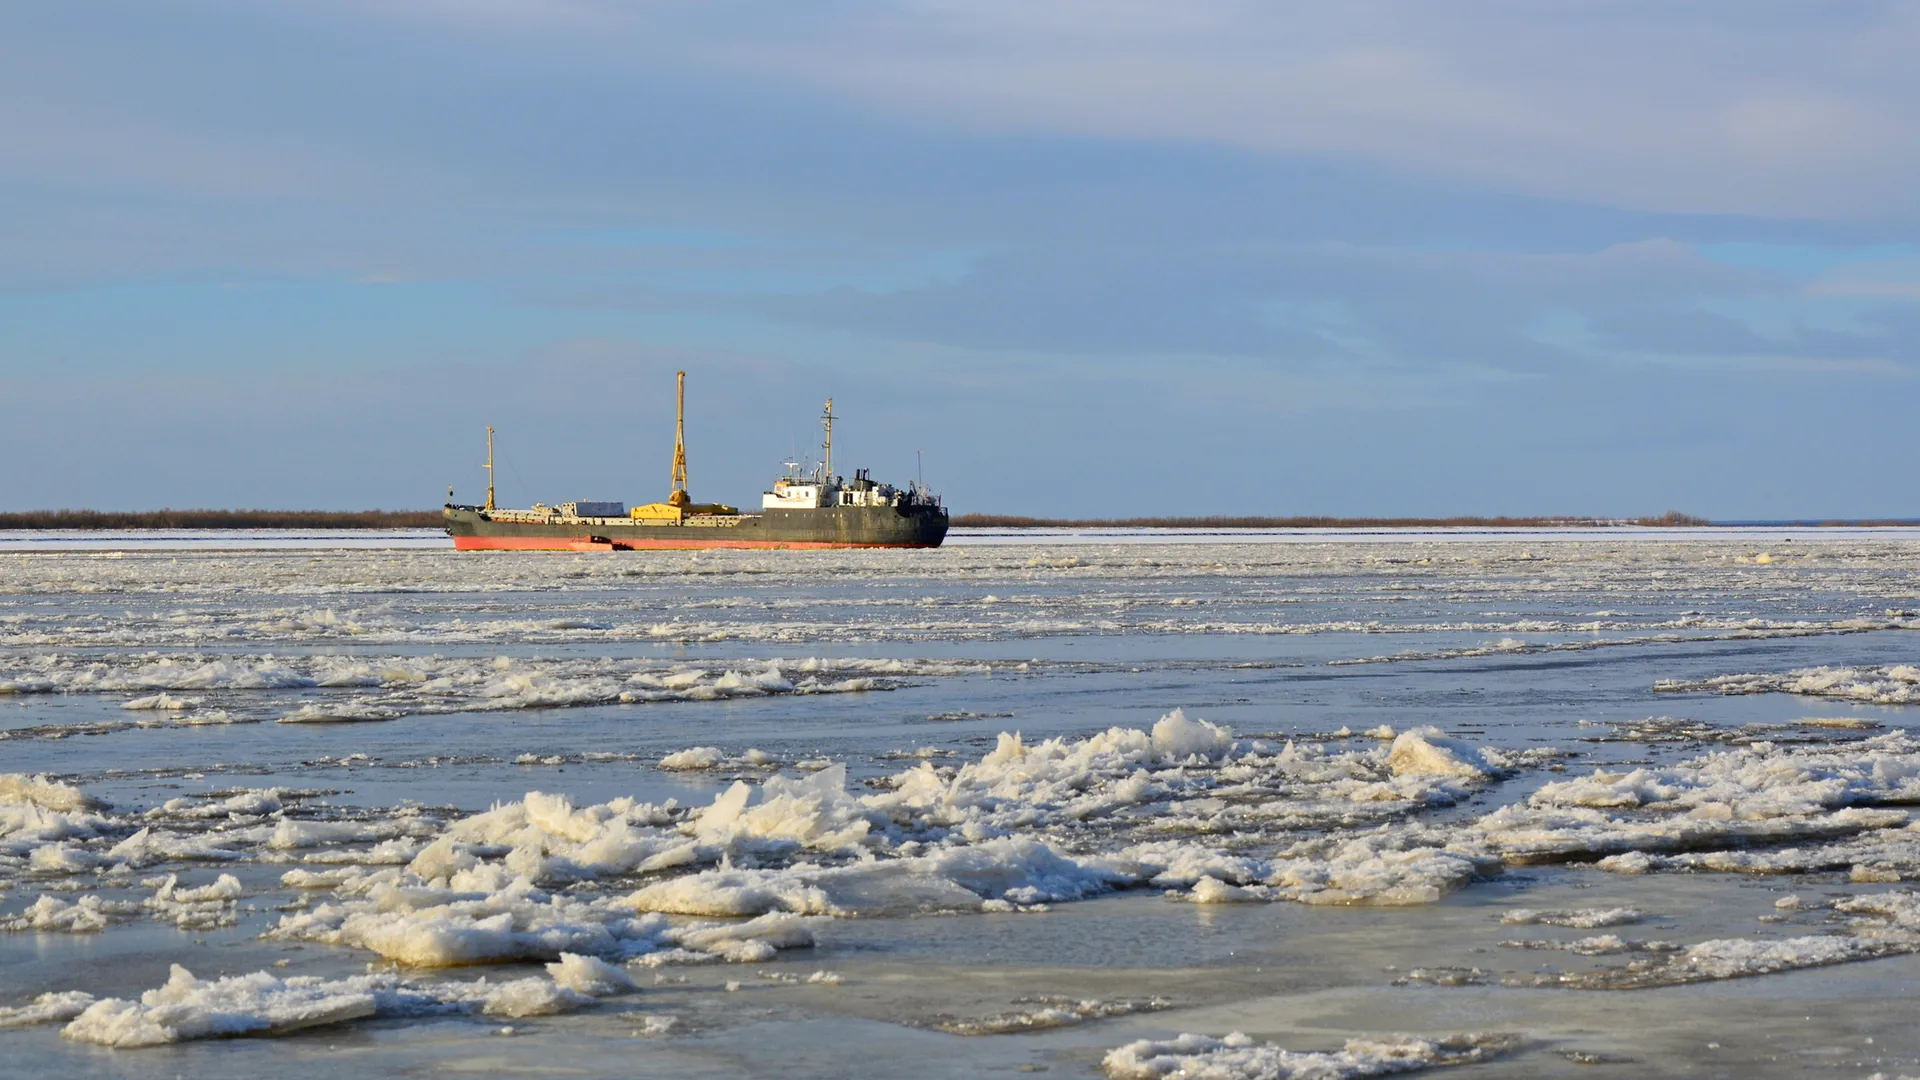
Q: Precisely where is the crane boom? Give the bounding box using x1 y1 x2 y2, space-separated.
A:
483 425 496 511
669 370 690 507
821 398 835 480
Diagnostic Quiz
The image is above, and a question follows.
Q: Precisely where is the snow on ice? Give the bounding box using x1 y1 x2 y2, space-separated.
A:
1657 664 1920 705
9 699 1920 1045
53 958 637 1047
1102 1031 1520 1080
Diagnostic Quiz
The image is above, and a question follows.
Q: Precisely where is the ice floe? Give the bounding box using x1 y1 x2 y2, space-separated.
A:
0 653 986 730
1470 732 1920 865
1497 887 1920 990
659 746 727 770
10 720 1920 940
932 996 1170 1035
1499 907 1644 928
546 952 636 995
45 960 635 1047
0 773 101 814
1103 1031 1520 1080
1497 934 1678 956
13 697 1920 1062
122 693 198 711
0 991 97 1028
1657 664 1920 704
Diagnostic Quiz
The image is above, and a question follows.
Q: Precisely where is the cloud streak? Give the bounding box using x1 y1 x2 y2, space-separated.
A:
336 0 1920 220
2 1 1918 516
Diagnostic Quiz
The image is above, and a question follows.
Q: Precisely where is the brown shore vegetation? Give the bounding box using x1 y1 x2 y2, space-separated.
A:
0 509 1907 531
0 509 444 530
950 512 1718 529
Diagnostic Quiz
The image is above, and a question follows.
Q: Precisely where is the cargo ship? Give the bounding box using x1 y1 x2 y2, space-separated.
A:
443 373 948 550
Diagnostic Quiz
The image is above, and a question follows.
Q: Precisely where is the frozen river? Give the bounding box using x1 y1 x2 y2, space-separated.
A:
3 531 1919 1077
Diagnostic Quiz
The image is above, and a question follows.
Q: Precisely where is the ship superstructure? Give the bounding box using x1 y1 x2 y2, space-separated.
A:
442 373 947 550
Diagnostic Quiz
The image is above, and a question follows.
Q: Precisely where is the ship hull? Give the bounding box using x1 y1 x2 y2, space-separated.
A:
443 505 948 551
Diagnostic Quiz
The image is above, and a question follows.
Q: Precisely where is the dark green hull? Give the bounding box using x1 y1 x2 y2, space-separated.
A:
444 504 948 549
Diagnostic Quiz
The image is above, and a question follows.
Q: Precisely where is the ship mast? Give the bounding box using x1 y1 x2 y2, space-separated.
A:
483 425 496 511
668 370 691 508
821 398 835 481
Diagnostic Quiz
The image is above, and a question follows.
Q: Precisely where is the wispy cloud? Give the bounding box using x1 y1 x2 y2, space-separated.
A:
340 0 1920 220
3 1 1918 516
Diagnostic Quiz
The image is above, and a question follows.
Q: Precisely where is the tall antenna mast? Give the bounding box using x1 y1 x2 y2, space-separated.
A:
669 370 690 507
483 425 496 511
821 398 835 480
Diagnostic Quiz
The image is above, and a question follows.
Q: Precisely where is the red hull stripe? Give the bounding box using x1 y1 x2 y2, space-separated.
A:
452 534 936 551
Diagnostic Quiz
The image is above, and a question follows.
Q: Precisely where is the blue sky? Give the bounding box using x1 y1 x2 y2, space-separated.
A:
4 1 1918 517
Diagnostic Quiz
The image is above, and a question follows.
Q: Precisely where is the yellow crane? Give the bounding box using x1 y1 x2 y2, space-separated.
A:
483 425 496 511
668 371 690 508
630 371 737 521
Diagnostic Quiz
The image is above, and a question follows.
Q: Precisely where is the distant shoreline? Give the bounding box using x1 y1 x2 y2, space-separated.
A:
952 513 1917 528
0 510 444 530
1 509 1915 530
952 513 1714 529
